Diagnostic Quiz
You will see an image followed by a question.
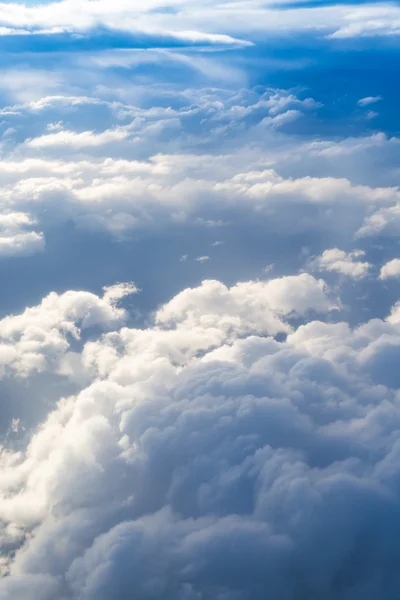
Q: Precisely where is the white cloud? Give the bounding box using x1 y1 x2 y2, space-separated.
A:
329 6 400 38
0 0 397 42
0 95 105 116
0 230 44 256
0 282 137 377
0 70 63 103
0 146 397 245
358 96 382 107
380 258 400 280
311 248 371 279
365 110 379 121
0 212 44 256
25 128 129 149
0 4 399 597
0 273 400 598
46 121 64 131
194 255 209 262
155 274 334 334
0 0 251 48
0 83 396 274
260 109 303 128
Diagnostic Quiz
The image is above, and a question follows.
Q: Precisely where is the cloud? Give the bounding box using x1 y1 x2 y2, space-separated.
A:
0 282 137 377
0 103 398 251
155 274 334 333
365 110 378 121
0 2 399 598
194 255 209 263
358 96 382 107
380 258 400 280
328 6 400 39
46 121 64 132
259 109 303 128
25 128 130 149
0 212 44 256
0 70 64 103
0 230 44 256
0 0 252 49
0 0 398 44
0 273 400 598
311 248 371 279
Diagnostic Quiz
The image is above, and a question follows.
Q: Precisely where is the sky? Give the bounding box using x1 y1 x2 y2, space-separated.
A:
0 0 399 598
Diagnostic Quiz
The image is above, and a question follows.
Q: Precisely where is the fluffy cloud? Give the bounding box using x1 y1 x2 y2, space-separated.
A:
0 4 399 596
0 85 389 254
0 112 398 247
380 258 400 280
0 212 43 256
0 282 137 377
311 248 371 279
155 273 333 329
0 273 400 598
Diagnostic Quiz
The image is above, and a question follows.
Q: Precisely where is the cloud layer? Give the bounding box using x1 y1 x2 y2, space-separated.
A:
0 0 398 598
0 272 400 598
0 0 399 41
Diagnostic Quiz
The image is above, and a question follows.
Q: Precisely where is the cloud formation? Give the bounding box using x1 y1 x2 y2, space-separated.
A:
311 248 371 279
0 282 137 377
380 258 400 280
0 86 397 255
0 0 399 41
0 0 399 598
0 273 400 599
0 212 44 256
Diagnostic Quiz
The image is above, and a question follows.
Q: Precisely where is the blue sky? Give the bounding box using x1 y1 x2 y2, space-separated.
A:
0 1 399 599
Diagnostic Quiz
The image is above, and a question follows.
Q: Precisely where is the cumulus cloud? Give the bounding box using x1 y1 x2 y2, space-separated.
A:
0 212 44 256
311 248 371 279
0 230 44 256
0 282 137 377
0 273 400 598
0 3 399 597
155 274 334 332
0 107 398 250
380 258 400 280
